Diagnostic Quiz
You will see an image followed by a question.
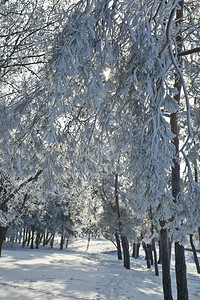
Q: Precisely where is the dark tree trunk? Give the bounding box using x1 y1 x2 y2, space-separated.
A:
132 243 136 257
198 227 200 242
190 234 200 274
22 227 26 248
175 242 188 300
147 244 153 265
43 229 46 246
152 238 159 276
158 240 162 264
121 235 130 269
169 239 172 265
136 243 140 258
115 233 122 260
30 225 35 249
35 232 40 249
169 2 189 299
143 242 151 269
65 238 69 249
160 227 173 300
46 233 52 245
132 243 140 259
27 229 31 246
60 226 64 250
0 226 7 257
50 234 55 248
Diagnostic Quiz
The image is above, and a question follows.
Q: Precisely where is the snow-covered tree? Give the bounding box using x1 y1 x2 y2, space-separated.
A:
3 0 200 298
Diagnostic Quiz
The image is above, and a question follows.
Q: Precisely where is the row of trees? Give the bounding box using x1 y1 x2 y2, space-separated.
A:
0 0 200 299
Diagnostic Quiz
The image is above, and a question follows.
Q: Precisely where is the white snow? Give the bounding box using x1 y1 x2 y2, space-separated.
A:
0 238 199 299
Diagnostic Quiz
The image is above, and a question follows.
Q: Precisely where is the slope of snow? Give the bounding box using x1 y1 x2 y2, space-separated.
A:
0 238 199 299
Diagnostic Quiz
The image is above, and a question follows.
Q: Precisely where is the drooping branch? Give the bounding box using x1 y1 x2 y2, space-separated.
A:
14 169 43 194
177 47 200 57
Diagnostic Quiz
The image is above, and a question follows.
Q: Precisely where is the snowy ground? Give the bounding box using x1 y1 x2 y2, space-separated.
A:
0 238 199 300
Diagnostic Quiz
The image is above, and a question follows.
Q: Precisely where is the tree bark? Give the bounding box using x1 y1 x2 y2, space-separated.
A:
170 2 189 299
175 242 188 300
143 242 151 269
35 232 40 249
160 227 173 300
132 243 140 259
115 232 122 260
121 235 130 269
60 225 64 250
114 173 130 268
0 226 7 257
30 225 35 249
198 227 200 243
152 238 159 276
147 244 153 265
190 234 200 274
50 234 55 248
158 240 162 264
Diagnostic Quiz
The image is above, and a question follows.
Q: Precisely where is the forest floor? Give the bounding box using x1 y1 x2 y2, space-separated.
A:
0 238 199 300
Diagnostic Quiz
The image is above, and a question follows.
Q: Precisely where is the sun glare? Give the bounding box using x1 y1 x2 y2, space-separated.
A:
103 68 111 80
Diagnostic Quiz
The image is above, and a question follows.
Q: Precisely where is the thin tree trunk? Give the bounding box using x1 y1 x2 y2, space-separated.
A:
50 234 55 248
132 243 136 258
35 232 40 249
136 243 140 258
115 232 122 260
133 243 140 259
170 2 189 299
190 234 200 274
152 238 159 276
160 227 173 300
143 242 151 269
121 235 130 269
43 228 46 246
27 229 31 246
0 226 7 257
147 244 153 265
30 225 35 249
175 242 188 300
22 227 26 248
114 173 130 267
158 240 162 264
60 225 64 250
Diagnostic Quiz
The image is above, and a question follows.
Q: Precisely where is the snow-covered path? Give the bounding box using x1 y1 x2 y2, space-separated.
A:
0 239 199 299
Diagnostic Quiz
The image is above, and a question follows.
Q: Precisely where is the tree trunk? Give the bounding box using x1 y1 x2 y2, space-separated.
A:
190 234 200 274
30 225 35 249
160 227 173 300
43 228 46 246
60 226 64 250
22 227 26 248
132 243 136 257
158 240 162 264
143 242 151 269
35 232 40 249
147 244 153 265
121 235 130 269
115 232 122 260
152 238 159 276
50 234 55 248
169 2 189 299
175 242 188 300
0 226 7 257
132 243 140 259
27 229 31 246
